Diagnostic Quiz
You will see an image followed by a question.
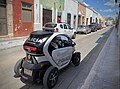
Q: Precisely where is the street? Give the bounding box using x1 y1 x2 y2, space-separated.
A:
0 27 112 89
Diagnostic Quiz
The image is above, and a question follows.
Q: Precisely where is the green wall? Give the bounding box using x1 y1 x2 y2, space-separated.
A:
40 0 64 12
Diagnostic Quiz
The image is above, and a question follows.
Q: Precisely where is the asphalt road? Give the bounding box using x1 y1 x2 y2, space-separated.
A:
0 27 112 89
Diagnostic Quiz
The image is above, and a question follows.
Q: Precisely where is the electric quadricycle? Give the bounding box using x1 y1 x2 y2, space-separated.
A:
14 31 81 89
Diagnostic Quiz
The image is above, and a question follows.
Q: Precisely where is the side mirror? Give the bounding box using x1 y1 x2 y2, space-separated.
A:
72 41 76 47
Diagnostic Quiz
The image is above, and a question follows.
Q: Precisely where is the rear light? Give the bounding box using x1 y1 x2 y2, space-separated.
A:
23 45 37 52
56 28 58 32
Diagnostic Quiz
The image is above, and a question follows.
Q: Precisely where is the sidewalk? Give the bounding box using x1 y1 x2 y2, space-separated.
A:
0 36 27 50
80 28 120 89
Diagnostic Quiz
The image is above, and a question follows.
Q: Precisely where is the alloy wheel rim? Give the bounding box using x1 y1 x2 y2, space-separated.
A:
49 71 58 86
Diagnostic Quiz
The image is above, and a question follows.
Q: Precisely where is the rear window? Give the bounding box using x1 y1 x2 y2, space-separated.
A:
24 34 52 55
78 25 85 28
45 24 57 28
28 34 51 45
89 25 93 27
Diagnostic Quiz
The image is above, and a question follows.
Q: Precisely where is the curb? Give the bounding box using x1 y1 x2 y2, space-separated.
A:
0 38 27 50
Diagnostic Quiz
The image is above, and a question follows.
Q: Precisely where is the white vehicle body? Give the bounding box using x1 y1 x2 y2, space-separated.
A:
43 33 75 70
43 22 77 39
31 32 75 70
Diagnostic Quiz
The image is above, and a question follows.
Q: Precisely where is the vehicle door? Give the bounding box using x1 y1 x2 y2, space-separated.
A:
51 35 74 67
67 24 73 37
59 23 65 33
63 24 70 36
86 25 91 33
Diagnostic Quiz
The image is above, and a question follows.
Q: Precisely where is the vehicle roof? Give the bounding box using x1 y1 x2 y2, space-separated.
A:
45 22 56 24
30 30 65 36
45 22 67 25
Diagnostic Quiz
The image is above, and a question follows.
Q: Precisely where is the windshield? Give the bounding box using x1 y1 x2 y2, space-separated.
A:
89 25 94 27
28 34 51 45
78 25 85 28
24 33 52 54
45 23 57 28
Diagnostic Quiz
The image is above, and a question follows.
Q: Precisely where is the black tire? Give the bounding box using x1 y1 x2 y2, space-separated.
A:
85 31 88 34
71 52 81 66
14 59 23 76
72 33 76 39
43 66 59 89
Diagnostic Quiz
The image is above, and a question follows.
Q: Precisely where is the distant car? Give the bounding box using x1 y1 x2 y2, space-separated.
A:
97 24 103 30
88 24 97 32
102 24 106 28
43 22 77 39
77 25 91 34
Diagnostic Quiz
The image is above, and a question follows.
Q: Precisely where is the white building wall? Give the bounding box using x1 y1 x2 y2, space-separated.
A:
86 7 93 25
62 0 78 29
52 7 54 22
40 5 43 29
97 14 103 24
92 12 97 23
34 0 41 31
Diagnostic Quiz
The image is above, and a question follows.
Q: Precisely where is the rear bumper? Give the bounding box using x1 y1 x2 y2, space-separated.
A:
21 60 51 82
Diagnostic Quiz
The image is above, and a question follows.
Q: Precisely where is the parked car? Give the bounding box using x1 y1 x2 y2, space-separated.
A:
43 22 77 39
102 24 106 28
14 31 81 89
97 24 103 30
77 25 91 34
88 24 97 32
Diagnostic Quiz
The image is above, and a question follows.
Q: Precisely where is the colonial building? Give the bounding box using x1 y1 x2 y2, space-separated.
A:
0 0 34 37
62 0 78 29
13 0 34 37
0 0 105 38
91 7 98 23
0 0 13 37
78 2 86 26
86 6 93 25
34 0 64 31
97 13 104 24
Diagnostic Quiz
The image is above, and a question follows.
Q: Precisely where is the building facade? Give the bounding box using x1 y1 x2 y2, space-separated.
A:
97 13 103 24
86 7 93 25
62 0 78 29
91 8 98 23
34 0 64 31
0 0 34 37
0 0 105 38
78 2 86 26
13 0 34 37
0 0 13 37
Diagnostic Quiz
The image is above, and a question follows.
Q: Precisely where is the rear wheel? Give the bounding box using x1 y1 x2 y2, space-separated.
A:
71 52 81 66
43 66 59 89
14 59 23 76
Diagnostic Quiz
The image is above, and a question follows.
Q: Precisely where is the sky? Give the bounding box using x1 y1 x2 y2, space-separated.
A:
80 0 120 18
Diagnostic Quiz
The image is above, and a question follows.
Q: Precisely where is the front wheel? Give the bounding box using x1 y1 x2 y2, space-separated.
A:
71 52 81 66
14 59 23 77
43 66 59 89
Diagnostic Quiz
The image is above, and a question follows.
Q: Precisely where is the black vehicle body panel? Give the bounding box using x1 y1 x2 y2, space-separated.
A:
21 59 51 82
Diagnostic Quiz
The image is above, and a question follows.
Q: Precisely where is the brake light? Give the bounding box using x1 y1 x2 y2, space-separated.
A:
56 28 58 32
23 45 37 52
